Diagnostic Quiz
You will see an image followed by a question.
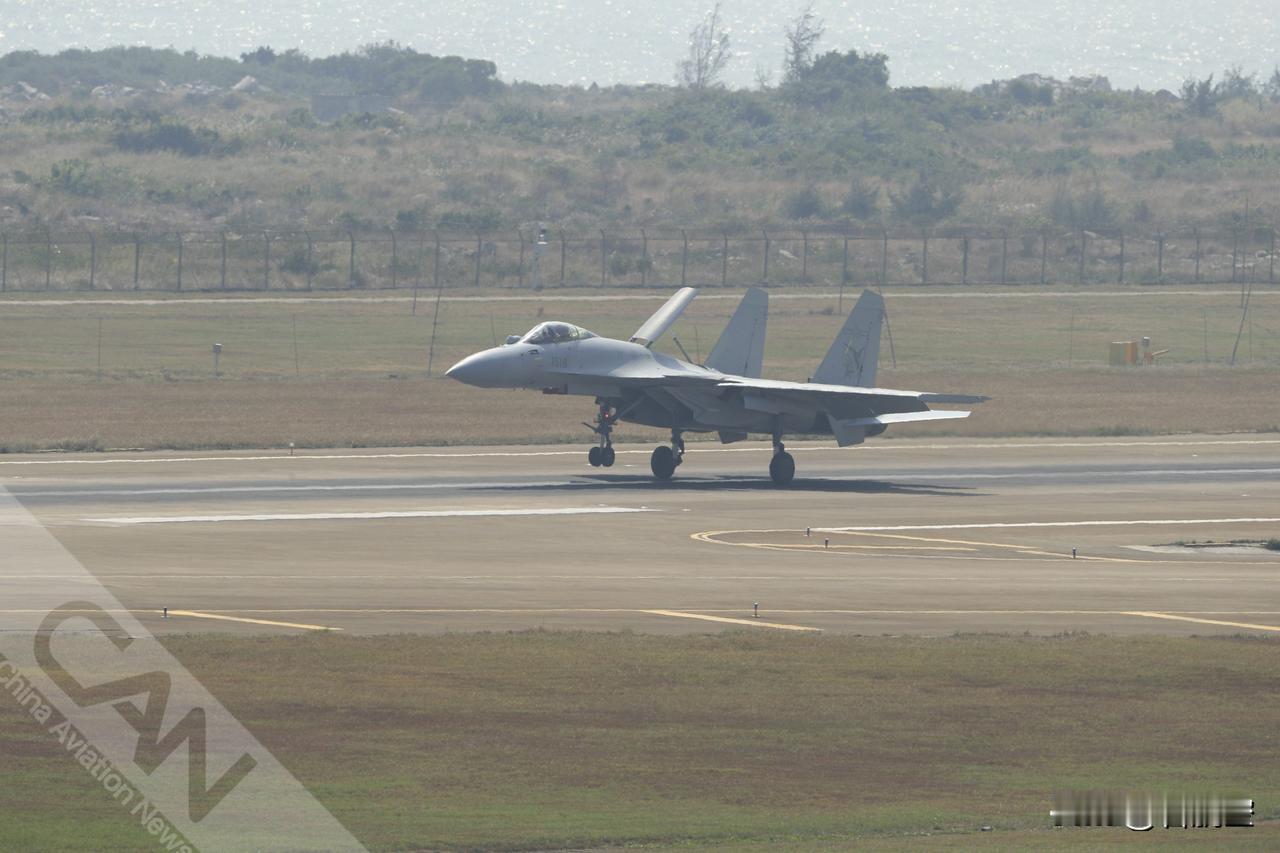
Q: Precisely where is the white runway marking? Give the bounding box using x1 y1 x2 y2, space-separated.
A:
86 506 656 525
15 480 577 498
165 609 341 631
1125 611 1280 633
2 437 1277 466
639 609 823 632
820 517 1280 533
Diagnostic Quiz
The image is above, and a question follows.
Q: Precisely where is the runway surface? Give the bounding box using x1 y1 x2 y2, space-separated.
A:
3 435 1279 636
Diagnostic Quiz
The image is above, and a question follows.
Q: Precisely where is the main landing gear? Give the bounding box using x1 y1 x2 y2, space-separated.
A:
650 431 684 481
769 435 795 486
585 402 616 468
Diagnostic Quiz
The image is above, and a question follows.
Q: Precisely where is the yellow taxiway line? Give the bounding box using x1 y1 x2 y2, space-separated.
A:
642 609 821 632
164 609 341 632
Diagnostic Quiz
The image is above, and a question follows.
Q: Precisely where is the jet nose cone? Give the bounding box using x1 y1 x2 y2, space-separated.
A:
444 349 508 387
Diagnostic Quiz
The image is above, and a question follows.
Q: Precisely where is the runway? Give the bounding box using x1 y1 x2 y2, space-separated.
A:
3 435 1279 636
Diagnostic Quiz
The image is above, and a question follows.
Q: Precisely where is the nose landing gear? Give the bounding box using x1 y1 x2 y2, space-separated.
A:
585 402 617 468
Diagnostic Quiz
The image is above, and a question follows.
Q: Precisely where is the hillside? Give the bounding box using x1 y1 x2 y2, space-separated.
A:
1 45 1278 235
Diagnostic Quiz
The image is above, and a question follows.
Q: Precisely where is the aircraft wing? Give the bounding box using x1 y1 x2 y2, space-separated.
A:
630 287 698 348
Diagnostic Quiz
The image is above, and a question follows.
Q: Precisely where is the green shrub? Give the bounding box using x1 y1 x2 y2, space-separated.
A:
112 120 243 156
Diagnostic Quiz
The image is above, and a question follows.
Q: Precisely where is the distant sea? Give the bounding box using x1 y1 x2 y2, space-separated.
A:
2 0 1276 91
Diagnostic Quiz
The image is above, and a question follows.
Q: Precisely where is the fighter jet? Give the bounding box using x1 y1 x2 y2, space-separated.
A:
446 287 986 484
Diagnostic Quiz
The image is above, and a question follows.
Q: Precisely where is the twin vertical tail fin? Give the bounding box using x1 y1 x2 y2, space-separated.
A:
705 287 768 377
813 289 884 387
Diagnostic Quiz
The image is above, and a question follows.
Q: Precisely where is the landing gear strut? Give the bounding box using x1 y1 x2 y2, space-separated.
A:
769 434 795 486
585 402 616 468
650 430 684 481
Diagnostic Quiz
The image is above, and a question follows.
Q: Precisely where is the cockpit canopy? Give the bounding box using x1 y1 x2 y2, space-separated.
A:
518 322 597 345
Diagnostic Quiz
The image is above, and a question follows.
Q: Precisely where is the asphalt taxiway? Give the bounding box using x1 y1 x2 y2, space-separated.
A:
3 435 1279 636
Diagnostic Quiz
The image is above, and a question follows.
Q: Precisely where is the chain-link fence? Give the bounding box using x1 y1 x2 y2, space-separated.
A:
0 225 1276 292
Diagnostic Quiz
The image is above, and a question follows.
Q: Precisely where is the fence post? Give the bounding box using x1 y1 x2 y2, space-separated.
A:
1077 229 1086 284
1118 230 1125 284
1000 228 1009 285
1040 229 1048 284
1271 229 1276 284
1157 232 1164 282
518 230 526 288
1230 229 1239 283
412 230 425 312
175 231 182 291
433 231 441 291
721 232 728 286
921 228 928 285
348 231 356 288
45 230 52 290
559 231 566 285
881 229 889 286
961 234 969 285
841 231 850 292
88 232 96 290
599 229 607 285
1194 227 1201 283
681 229 689 287
761 228 770 282
475 232 483 288
305 232 314 290
800 229 809 281
263 230 271 290
133 232 141 290
640 229 648 286
1 233 6 291
390 229 398 289
220 231 228 289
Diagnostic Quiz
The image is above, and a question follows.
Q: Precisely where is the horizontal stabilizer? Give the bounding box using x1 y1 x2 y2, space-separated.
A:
630 287 698 348
706 287 768 377
919 393 990 404
840 410 970 426
827 409 969 447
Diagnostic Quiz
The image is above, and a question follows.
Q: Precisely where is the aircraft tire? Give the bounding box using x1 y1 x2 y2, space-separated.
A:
588 446 603 467
769 451 795 486
650 445 676 480
601 446 616 467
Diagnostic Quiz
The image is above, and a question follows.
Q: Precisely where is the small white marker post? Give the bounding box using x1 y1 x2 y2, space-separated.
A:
212 342 222 378
753 602 759 619
289 441 295 456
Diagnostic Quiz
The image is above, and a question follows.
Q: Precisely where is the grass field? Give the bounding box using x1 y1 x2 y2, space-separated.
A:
0 286 1275 451
2 632 1278 850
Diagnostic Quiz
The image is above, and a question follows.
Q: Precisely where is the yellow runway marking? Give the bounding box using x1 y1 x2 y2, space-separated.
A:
165 609 341 632
642 609 821 632
1124 611 1280 633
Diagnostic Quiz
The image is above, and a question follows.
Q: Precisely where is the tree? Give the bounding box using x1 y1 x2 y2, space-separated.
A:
889 174 964 226
676 3 732 90
1180 74 1216 117
1266 67 1280 102
783 3 824 84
